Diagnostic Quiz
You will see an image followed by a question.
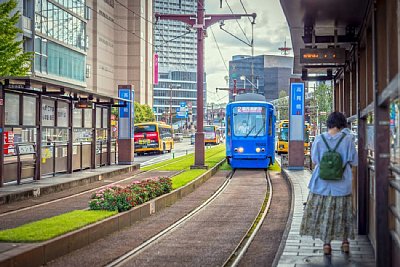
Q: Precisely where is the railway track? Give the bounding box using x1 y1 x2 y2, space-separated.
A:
106 169 273 267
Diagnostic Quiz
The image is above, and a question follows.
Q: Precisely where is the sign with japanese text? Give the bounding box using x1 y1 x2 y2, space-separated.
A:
118 87 134 139
291 83 304 116
289 82 305 142
236 107 263 113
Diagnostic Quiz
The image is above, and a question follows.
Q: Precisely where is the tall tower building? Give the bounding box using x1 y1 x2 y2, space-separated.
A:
153 0 205 125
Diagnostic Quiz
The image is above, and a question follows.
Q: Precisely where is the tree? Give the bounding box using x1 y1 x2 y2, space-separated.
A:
310 83 333 132
276 89 289 121
0 0 32 76
134 102 155 123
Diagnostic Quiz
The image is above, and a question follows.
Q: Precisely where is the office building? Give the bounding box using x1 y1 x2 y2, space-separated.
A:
229 55 293 101
153 0 205 124
0 0 152 185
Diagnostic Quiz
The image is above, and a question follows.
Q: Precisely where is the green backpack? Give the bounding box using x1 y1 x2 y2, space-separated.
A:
319 133 346 180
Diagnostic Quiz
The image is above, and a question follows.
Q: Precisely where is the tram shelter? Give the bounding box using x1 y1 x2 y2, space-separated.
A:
0 77 128 186
280 0 399 266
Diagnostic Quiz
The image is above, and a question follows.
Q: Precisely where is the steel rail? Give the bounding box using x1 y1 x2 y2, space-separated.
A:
223 170 273 266
0 152 192 217
106 170 236 267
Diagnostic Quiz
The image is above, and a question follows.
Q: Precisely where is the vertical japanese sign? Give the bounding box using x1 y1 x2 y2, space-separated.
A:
118 87 134 139
289 82 305 141
154 53 159 85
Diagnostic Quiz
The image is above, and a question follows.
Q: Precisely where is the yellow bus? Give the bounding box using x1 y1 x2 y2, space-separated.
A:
276 120 311 155
134 122 174 155
204 125 221 145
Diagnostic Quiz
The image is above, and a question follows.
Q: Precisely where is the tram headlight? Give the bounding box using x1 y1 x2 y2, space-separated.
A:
235 147 244 153
256 147 261 153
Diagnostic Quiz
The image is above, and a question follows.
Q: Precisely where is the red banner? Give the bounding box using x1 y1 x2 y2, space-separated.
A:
154 53 159 85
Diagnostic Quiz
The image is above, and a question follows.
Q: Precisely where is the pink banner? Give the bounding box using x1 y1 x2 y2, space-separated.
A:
154 53 159 85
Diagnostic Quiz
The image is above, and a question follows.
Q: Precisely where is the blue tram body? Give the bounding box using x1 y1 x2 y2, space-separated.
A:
225 93 276 169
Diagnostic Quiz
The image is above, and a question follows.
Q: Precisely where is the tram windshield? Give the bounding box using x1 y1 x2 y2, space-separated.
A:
233 106 266 137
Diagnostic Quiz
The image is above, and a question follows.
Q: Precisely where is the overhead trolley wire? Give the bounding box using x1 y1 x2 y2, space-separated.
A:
224 0 250 44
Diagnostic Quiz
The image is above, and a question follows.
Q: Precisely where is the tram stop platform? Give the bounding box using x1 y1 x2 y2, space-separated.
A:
0 164 139 205
276 168 376 267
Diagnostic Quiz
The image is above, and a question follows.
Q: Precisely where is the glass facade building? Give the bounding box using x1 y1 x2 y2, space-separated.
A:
229 55 293 102
30 0 87 82
153 0 205 124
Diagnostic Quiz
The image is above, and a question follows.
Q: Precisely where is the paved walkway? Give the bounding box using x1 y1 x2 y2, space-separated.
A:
277 169 376 267
0 164 138 205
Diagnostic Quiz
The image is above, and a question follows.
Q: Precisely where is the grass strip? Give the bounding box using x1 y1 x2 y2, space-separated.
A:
142 145 225 171
268 160 281 171
0 210 117 242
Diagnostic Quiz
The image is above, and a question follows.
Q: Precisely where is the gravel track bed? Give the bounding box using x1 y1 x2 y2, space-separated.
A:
0 171 178 230
238 170 291 266
118 169 267 267
47 171 230 267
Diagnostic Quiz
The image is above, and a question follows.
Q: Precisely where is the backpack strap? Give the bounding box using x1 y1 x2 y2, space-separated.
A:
333 132 347 152
320 134 332 151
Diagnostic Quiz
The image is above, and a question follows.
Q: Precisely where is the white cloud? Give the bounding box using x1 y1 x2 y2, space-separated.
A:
204 0 292 104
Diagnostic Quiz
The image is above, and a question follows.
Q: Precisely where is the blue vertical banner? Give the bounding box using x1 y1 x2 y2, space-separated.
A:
291 83 304 115
289 82 305 141
118 87 134 139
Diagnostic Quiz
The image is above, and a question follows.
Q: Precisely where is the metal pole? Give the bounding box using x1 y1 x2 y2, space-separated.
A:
194 0 205 167
169 84 172 127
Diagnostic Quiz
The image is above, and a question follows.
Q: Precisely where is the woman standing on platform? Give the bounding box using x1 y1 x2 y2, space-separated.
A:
300 111 358 255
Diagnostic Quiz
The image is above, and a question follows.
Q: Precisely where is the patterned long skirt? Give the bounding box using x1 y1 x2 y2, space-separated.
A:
300 192 355 244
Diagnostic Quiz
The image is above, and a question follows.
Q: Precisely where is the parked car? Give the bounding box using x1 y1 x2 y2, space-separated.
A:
173 133 184 142
190 134 195 145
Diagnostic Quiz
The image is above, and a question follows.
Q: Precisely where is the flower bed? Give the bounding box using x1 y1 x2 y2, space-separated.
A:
89 177 172 212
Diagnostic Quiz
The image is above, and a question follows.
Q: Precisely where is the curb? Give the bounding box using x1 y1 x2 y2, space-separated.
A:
271 167 295 267
0 164 140 205
0 159 226 267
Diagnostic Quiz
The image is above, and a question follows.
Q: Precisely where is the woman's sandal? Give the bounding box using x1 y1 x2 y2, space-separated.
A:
341 241 350 253
323 244 332 255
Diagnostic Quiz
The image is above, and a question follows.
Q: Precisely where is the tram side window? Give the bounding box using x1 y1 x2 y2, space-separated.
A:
268 113 272 136
227 116 231 136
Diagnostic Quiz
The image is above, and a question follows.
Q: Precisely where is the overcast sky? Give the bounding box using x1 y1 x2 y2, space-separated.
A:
203 0 292 104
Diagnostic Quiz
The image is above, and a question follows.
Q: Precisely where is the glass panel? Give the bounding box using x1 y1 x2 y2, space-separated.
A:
103 109 108 128
73 128 92 142
57 101 69 127
84 109 92 128
5 93 20 125
96 107 102 128
42 99 55 127
233 106 266 137
3 128 37 156
23 96 36 126
73 109 82 127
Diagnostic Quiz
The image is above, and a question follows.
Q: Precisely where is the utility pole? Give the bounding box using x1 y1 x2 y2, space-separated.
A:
169 84 173 127
156 1 256 168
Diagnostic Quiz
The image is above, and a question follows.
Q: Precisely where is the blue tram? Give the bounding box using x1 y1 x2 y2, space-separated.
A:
225 93 276 169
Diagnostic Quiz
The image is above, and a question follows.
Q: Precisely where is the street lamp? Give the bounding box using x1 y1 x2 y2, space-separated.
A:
240 75 258 93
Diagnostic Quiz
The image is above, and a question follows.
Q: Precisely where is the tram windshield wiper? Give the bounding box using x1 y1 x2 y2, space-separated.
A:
254 121 266 138
245 125 256 138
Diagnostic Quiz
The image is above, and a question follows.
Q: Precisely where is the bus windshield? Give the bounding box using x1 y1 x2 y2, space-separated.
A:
134 125 156 133
204 126 214 132
233 106 266 137
279 127 288 141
